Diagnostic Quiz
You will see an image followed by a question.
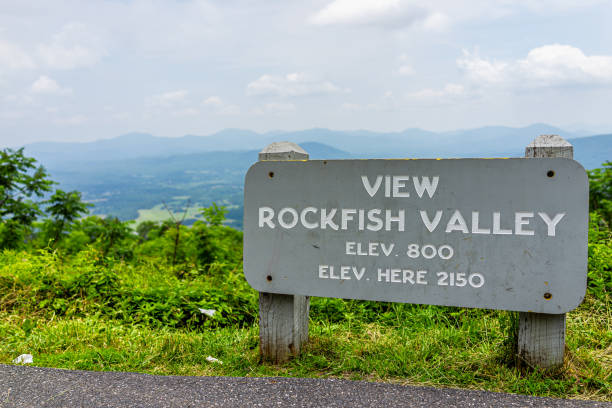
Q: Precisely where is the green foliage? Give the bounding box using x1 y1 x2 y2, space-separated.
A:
92 216 136 259
0 248 256 329
588 161 612 225
136 220 158 242
201 202 228 226
587 212 612 301
40 189 92 247
586 162 612 303
128 205 242 269
0 148 54 249
192 222 242 267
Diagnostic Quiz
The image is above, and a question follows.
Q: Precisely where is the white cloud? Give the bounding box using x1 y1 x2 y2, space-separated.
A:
147 90 189 107
310 0 430 28
203 96 240 115
247 73 343 97
517 45 612 85
37 23 107 70
203 96 223 108
502 0 607 13
30 75 70 95
457 51 508 85
397 64 414 76
418 12 450 31
0 40 35 70
458 45 612 87
309 0 608 32
406 83 467 103
411 0 608 26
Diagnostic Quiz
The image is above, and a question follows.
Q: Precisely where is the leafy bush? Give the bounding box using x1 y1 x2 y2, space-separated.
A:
588 212 612 301
588 161 612 226
0 247 257 330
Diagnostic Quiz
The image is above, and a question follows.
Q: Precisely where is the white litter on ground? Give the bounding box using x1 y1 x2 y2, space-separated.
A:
206 356 223 364
198 308 216 317
13 354 33 364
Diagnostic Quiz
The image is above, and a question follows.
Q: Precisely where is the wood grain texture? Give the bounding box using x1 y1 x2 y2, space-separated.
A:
257 142 310 363
259 293 310 362
519 134 573 369
518 312 566 368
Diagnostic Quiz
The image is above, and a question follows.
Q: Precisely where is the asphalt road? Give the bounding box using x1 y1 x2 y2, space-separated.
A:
0 364 610 408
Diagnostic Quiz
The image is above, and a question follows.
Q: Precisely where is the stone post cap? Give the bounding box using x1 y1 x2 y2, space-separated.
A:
526 134 572 148
259 141 309 161
525 134 573 159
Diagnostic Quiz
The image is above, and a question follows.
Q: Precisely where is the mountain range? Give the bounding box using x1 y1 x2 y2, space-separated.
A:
24 123 595 165
17 125 612 226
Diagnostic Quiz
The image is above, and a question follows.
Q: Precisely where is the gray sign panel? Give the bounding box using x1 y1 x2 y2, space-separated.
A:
243 159 588 313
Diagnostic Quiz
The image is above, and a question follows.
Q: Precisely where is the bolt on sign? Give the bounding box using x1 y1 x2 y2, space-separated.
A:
243 158 588 314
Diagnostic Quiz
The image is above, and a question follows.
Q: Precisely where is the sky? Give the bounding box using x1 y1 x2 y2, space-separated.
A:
1 0 612 146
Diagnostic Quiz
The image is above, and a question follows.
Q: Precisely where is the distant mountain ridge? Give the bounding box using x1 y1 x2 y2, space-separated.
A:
23 124 587 167
20 127 611 224
566 134 612 169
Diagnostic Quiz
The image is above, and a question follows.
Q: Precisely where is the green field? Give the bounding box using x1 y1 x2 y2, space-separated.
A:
135 203 202 225
134 202 242 227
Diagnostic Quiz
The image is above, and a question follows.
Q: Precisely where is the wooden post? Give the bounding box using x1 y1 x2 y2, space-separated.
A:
519 134 572 369
257 141 310 363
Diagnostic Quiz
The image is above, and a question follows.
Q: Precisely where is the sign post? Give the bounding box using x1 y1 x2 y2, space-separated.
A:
519 134 575 369
257 142 310 363
244 135 588 367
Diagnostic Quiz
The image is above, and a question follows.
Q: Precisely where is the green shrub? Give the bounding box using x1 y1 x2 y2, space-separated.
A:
0 248 257 329
588 212 612 302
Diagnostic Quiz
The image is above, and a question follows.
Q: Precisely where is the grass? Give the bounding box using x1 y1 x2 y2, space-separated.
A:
0 215 609 402
1 295 609 401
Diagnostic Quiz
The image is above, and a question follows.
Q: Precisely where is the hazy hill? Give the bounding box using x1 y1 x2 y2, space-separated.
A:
40 142 352 225
267 123 579 158
23 124 581 166
569 134 612 169
19 126 611 225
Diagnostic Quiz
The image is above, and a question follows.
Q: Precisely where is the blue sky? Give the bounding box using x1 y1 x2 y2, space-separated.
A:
1 0 611 145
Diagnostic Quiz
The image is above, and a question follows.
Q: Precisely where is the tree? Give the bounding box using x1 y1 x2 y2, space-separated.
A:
0 148 53 248
162 201 190 267
97 216 135 259
201 202 228 226
136 220 158 242
45 189 92 246
193 203 242 268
